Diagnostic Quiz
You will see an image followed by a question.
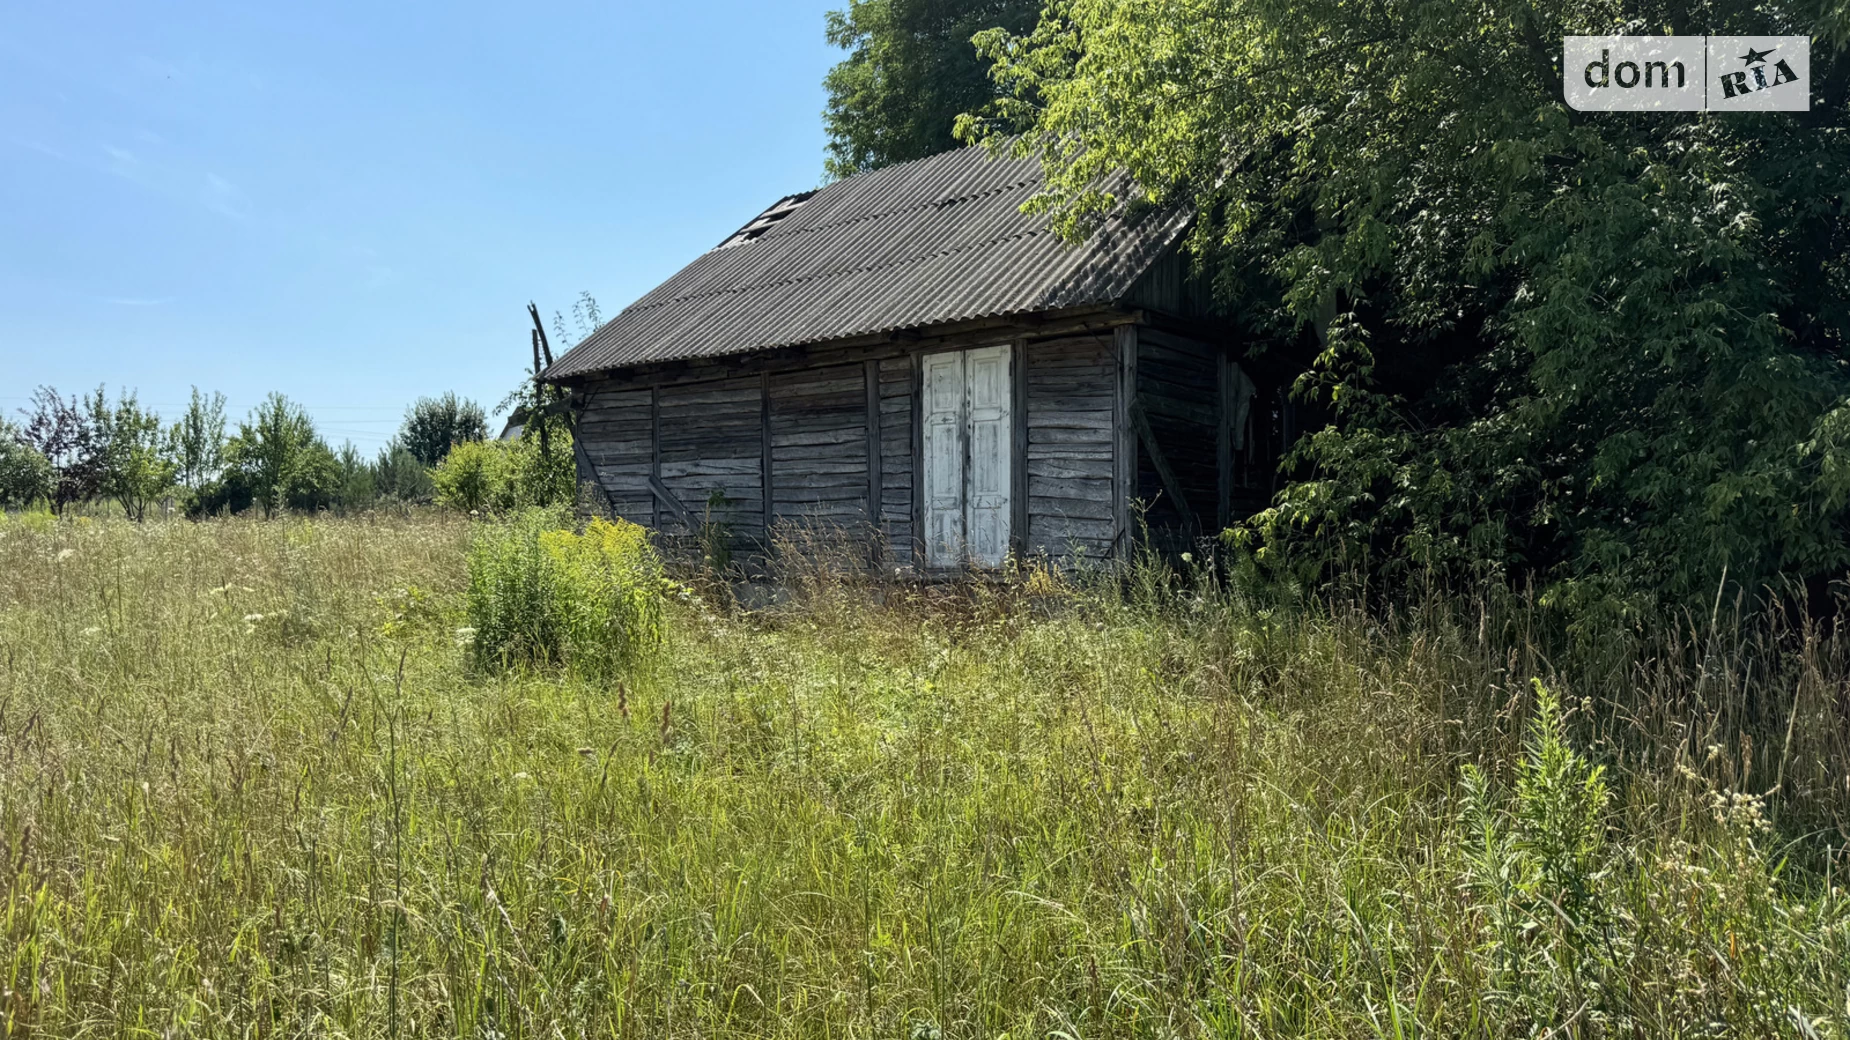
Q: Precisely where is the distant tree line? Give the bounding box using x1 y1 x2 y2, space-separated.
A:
0 386 572 518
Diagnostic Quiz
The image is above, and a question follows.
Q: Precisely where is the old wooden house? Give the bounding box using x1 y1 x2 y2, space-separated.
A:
542 145 1285 570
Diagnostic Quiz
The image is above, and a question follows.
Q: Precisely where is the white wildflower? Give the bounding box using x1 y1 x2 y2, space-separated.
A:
55 548 74 563
454 626 477 647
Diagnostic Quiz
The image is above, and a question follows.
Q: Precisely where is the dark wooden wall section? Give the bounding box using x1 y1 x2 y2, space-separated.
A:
577 388 654 522
768 363 870 527
877 357 914 563
1134 327 1219 545
656 375 763 547
1024 333 1117 559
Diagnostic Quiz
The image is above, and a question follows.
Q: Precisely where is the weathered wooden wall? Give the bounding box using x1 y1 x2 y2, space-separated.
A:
768 363 869 528
568 311 1264 569
1024 333 1117 559
877 357 914 564
658 375 763 549
1133 327 1220 546
577 388 653 522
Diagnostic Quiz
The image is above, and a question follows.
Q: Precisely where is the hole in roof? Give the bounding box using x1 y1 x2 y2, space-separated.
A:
716 191 817 249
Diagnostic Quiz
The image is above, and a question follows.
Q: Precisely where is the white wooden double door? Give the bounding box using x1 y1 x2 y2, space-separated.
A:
922 345 1013 568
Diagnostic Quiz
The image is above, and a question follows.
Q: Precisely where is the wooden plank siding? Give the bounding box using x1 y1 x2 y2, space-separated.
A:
878 356 915 564
565 311 1263 570
1134 327 1220 547
576 388 654 523
1026 333 1117 559
656 375 763 548
768 363 870 526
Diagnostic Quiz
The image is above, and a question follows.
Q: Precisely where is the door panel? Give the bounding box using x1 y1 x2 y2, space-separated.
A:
920 345 1013 568
922 351 966 568
964 345 1012 567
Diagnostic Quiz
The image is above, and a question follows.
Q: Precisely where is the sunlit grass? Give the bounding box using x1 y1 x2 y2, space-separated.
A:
0 511 1845 1037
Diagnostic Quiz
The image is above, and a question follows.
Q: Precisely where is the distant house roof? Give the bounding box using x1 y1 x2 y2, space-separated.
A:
542 145 1191 382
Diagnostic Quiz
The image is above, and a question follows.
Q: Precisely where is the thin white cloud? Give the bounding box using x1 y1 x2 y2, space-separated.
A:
5 138 67 160
201 172 251 220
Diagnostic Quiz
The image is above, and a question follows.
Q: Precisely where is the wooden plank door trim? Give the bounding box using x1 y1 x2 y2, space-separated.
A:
911 351 926 568
1010 340 1028 561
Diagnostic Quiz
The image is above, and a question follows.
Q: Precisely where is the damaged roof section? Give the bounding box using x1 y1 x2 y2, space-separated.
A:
542 145 1192 381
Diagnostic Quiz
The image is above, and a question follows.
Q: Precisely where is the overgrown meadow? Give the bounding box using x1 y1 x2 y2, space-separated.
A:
0 511 1847 1038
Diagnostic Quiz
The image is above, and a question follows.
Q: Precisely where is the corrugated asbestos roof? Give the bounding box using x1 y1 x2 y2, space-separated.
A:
542 145 1191 381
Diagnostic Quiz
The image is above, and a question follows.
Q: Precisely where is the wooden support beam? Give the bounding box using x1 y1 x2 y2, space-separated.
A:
647 475 697 528
1113 324 1138 556
570 390 618 516
1130 399 1198 539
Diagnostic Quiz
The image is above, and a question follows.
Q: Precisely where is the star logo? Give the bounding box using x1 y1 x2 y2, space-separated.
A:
1740 45 1776 65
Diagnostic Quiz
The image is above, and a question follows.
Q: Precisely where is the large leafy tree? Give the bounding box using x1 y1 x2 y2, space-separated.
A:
823 0 1040 177
966 0 1850 615
17 386 107 515
96 391 176 521
225 393 339 517
398 392 489 467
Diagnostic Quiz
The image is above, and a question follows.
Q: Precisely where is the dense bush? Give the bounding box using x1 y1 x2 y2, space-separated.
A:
433 432 576 513
464 509 665 676
967 1 1850 618
0 421 54 508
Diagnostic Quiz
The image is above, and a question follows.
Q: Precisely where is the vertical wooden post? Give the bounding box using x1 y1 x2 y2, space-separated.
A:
1113 323 1139 556
761 370 774 542
910 351 925 569
1217 352 1234 532
864 359 882 530
1010 340 1029 560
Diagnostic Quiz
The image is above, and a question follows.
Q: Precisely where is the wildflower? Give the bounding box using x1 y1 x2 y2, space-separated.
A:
55 548 74 563
243 613 265 624
454 626 477 647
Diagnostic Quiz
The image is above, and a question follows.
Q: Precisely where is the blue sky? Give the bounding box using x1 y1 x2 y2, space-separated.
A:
1 1 837 451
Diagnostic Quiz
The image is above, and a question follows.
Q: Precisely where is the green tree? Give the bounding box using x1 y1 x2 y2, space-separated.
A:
397 392 489 467
0 421 54 509
823 0 1040 177
225 393 338 517
967 0 1850 616
16 386 106 514
332 441 378 514
170 387 228 500
374 440 435 503
88 390 176 521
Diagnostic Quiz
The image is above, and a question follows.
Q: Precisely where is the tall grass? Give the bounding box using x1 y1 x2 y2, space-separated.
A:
0 511 1845 1037
463 509 667 678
